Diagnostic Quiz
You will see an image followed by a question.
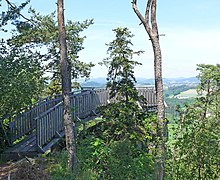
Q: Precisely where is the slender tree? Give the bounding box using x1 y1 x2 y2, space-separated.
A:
57 0 76 171
132 0 165 179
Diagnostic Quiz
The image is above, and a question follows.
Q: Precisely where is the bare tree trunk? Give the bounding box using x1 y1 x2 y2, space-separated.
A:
152 36 165 180
57 0 77 172
132 0 165 179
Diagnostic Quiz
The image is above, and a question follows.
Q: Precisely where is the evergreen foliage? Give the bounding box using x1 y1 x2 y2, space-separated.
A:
101 27 144 102
0 0 30 31
8 9 94 93
0 41 45 152
100 27 149 143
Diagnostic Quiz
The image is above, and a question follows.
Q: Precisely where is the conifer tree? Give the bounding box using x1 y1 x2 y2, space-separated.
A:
102 27 143 104
100 27 149 142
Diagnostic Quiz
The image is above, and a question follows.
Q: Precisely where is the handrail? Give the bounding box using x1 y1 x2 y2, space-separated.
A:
35 89 110 149
34 90 94 149
5 90 89 145
5 87 157 149
35 102 64 150
7 96 63 145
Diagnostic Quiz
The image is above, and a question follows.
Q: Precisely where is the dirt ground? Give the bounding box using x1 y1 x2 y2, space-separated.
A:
0 158 51 180
0 162 16 180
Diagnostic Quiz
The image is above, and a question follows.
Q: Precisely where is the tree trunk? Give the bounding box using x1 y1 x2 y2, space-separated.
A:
151 36 165 180
132 0 166 179
57 0 77 172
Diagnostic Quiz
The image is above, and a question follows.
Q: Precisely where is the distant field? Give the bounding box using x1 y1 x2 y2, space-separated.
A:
175 89 198 99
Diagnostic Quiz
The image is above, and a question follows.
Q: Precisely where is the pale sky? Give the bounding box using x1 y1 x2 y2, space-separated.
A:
1 0 220 78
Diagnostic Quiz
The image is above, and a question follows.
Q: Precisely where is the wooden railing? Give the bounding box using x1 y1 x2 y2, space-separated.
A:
93 88 110 107
35 102 64 151
6 90 94 145
137 87 157 108
35 89 109 149
34 88 156 150
7 96 62 145
3 87 156 149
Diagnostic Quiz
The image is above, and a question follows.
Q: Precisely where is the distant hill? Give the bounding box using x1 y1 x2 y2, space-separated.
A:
81 81 105 88
80 77 199 87
163 77 199 85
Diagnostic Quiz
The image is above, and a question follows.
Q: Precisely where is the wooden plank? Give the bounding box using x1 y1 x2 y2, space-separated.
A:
41 131 65 153
5 133 36 153
17 137 36 153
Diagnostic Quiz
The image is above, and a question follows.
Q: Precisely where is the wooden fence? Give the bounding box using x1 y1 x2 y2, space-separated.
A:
34 88 156 150
8 97 62 144
137 87 157 108
2 87 156 149
35 102 64 151
35 89 109 149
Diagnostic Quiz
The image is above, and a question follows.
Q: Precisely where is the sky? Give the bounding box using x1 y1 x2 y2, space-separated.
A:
2 0 220 78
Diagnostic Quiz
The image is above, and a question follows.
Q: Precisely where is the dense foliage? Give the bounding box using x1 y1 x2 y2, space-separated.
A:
0 42 45 117
0 41 45 152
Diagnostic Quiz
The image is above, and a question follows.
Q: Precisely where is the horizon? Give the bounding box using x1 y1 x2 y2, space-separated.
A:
77 76 200 85
82 76 199 79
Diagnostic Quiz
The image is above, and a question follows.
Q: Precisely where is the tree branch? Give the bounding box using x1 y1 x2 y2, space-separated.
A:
132 0 145 26
5 0 37 24
145 0 152 28
132 0 151 35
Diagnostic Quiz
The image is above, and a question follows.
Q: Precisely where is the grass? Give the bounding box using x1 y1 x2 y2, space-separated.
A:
175 89 198 99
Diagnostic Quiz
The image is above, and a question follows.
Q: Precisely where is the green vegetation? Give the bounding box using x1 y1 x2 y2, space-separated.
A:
77 27 156 179
164 85 195 123
0 2 219 179
0 7 95 153
45 64 219 179
166 64 220 179
0 42 46 119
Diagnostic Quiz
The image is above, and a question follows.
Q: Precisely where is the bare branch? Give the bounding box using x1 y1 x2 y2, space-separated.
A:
132 0 151 34
132 0 145 26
